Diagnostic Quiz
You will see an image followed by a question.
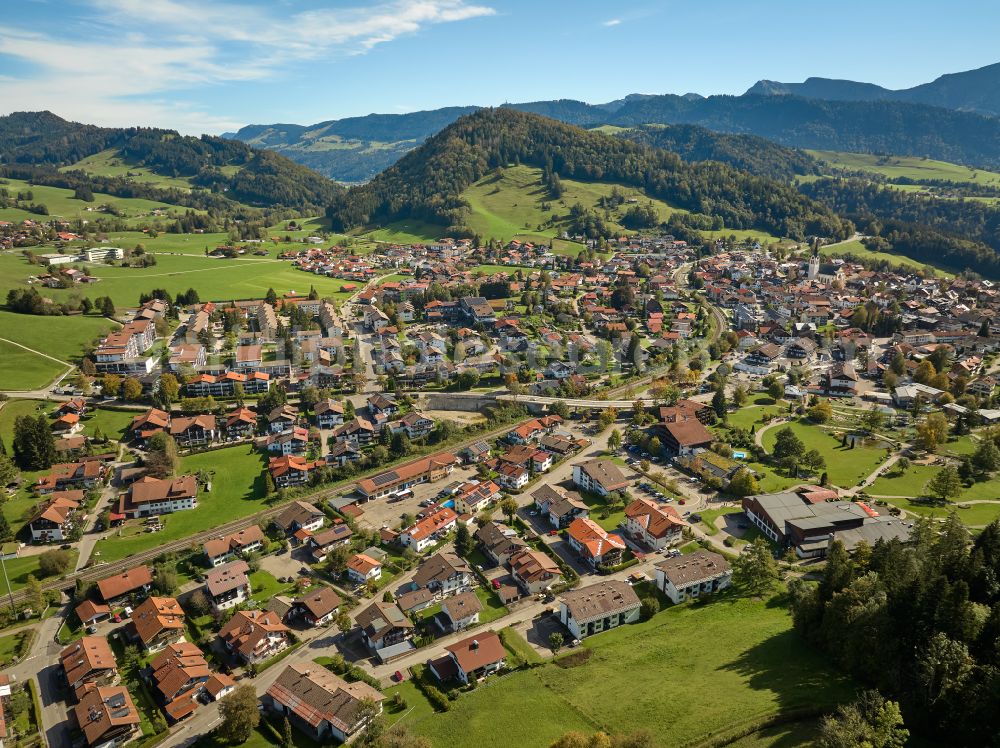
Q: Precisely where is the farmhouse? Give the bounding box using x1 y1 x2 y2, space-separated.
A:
29 493 80 542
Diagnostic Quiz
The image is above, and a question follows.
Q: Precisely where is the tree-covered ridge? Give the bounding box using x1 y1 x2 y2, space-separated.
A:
325 108 853 241
790 518 1000 746
615 123 820 180
0 111 342 210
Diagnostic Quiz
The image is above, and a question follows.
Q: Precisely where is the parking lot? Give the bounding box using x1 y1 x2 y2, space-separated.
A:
353 463 480 532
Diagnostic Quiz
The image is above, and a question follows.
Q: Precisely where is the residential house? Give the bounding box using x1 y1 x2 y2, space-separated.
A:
397 506 458 552
264 664 384 744
61 636 118 691
73 685 141 748
202 526 265 567
128 596 186 652
623 498 686 550
268 456 323 489
572 459 628 498
827 361 859 395
130 408 170 443
413 552 473 597
509 548 562 594
429 632 506 684
566 517 626 568
346 554 382 585
438 590 482 632
314 400 345 429
75 600 112 628
307 524 354 563
474 522 527 566
355 600 415 660
532 485 589 528
267 405 300 434
29 493 80 542
168 415 217 447
218 610 291 665
273 501 325 536
452 480 501 515
224 407 258 440
118 475 198 518
654 550 732 604
204 560 252 612
559 580 641 640
96 565 154 604
289 587 342 627
149 642 212 723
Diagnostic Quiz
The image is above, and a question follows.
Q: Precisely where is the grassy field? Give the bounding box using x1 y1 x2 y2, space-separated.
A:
808 150 1000 186
92 445 267 562
78 407 138 441
62 149 199 192
817 239 954 277
405 592 852 748
1 549 80 592
761 419 887 489
0 399 49 448
0 340 67 390
0 252 356 310
0 309 118 363
0 177 197 226
725 395 787 431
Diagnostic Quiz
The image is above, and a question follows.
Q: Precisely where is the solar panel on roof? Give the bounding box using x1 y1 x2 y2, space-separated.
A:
371 472 399 487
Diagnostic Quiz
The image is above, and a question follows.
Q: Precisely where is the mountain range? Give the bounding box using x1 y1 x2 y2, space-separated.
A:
227 62 1000 183
745 61 1000 116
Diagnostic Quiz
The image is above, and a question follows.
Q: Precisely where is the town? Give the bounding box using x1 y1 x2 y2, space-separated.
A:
0 215 997 748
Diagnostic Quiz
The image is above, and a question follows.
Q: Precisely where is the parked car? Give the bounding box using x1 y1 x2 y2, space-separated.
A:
393 671 405 682
548 529 558 537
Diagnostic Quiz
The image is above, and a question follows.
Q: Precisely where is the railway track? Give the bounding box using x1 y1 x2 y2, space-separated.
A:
7 415 536 605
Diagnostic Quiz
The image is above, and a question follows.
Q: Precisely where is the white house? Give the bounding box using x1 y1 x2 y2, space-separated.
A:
654 550 732 604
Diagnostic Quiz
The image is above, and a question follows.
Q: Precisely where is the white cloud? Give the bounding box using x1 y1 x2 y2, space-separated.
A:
0 0 496 133
602 18 622 27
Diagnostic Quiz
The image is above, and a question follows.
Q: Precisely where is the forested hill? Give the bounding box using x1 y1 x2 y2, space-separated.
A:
0 111 342 210
615 123 820 181
324 108 853 241
232 92 1000 181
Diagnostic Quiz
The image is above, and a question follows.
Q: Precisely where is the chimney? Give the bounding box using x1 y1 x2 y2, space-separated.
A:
471 639 479 650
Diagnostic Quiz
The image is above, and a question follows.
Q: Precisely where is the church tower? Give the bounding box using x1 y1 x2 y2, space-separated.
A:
807 247 820 280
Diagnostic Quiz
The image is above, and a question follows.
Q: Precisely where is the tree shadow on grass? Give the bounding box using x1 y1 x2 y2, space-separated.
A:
718 628 854 716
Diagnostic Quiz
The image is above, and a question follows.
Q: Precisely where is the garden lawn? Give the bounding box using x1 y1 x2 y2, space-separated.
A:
878 495 1000 526
474 586 508 624
698 506 743 536
92 445 267 562
0 630 28 667
577 492 627 532
499 626 543 665
383 680 436 727
249 570 297 604
761 419 886 489
78 408 136 441
0 341 67 391
409 592 852 748
0 549 79 592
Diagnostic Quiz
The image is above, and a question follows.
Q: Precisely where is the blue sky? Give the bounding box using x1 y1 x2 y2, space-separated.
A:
2 0 998 134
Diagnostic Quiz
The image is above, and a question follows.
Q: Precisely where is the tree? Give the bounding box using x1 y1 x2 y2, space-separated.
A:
926 465 962 501
767 379 784 401
772 427 805 464
608 429 622 451
640 596 660 620
732 385 748 408
807 399 833 423
727 468 760 497
121 377 143 401
0 454 18 488
0 513 12 544
818 690 908 748
281 716 294 748
99 296 116 317
101 373 122 397
548 632 564 652
972 439 1000 477
800 448 826 476
455 522 474 557
144 432 179 478
500 497 519 523
13 415 55 471
38 549 72 577
712 388 727 419
733 538 778 596
861 405 885 434
158 373 180 406
25 574 44 613
153 563 177 594
915 412 949 452
188 589 211 617
218 684 259 743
